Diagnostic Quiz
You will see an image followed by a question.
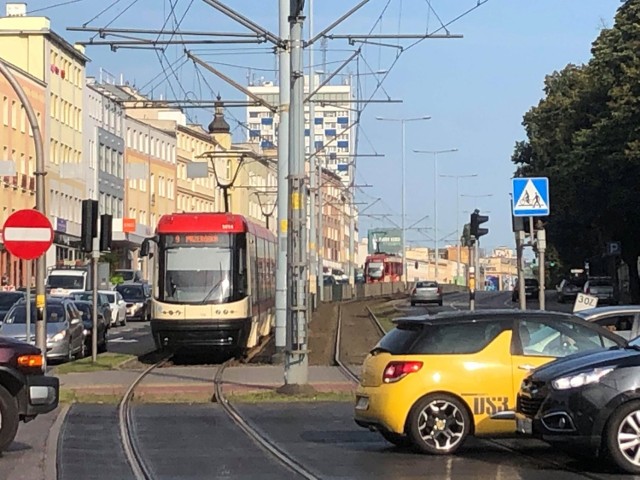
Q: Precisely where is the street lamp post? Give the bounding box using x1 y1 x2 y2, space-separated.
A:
440 173 478 284
376 116 431 286
413 149 458 282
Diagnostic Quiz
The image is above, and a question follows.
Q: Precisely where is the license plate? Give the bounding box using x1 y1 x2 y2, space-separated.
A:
355 395 369 410
516 416 533 435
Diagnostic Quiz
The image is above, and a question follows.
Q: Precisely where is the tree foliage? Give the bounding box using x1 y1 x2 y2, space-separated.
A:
512 0 640 299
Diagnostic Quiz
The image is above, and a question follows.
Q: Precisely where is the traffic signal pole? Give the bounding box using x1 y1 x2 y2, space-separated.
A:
537 228 546 310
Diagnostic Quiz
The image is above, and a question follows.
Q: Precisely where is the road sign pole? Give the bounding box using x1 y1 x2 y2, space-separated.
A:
518 230 526 310
25 260 31 344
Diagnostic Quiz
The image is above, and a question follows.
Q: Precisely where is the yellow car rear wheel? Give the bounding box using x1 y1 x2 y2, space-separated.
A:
407 393 471 455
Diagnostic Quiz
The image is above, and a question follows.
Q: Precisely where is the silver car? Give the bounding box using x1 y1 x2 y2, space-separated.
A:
0 299 85 361
576 305 640 341
583 277 618 305
410 281 443 306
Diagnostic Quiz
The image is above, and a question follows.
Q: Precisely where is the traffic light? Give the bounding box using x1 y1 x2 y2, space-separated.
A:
99 214 113 252
81 199 98 252
470 209 489 239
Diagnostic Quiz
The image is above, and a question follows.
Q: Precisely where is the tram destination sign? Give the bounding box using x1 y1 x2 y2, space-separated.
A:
165 233 230 246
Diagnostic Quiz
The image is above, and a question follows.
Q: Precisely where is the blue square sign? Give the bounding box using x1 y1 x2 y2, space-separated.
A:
512 177 549 217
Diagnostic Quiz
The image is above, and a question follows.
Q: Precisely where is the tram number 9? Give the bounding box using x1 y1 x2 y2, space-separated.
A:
473 396 509 416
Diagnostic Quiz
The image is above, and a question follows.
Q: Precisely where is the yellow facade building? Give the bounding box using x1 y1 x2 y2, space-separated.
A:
0 11 88 268
0 61 45 287
125 115 176 232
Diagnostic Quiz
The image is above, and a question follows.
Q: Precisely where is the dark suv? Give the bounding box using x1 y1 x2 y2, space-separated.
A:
0 337 59 452
115 283 151 321
512 278 540 302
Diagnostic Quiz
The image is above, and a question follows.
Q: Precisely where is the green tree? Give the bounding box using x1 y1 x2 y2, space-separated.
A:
512 0 640 300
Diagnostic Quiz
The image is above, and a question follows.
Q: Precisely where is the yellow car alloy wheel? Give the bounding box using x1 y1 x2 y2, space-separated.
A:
408 393 471 455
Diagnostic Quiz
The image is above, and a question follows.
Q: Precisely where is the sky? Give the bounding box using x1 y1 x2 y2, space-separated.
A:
23 0 622 252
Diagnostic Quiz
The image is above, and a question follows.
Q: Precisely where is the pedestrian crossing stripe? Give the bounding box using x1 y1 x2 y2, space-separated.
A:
514 179 548 211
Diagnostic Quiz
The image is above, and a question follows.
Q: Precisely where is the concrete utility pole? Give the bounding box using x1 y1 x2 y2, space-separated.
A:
307 0 318 307
274 0 290 361
284 0 309 386
0 60 47 358
517 228 526 310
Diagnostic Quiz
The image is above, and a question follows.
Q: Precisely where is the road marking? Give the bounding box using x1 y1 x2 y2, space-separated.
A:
3 227 52 241
109 337 138 343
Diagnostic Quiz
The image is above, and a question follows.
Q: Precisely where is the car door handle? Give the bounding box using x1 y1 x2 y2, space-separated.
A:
518 364 536 371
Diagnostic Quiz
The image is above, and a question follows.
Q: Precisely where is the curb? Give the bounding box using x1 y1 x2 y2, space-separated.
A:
61 381 356 399
44 403 69 480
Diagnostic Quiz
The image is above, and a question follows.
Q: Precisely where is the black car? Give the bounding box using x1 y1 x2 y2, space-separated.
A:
67 291 112 327
0 291 25 322
72 300 109 353
115 283 151 321
0 336 59 452
515 339 640 474
512 278 540 302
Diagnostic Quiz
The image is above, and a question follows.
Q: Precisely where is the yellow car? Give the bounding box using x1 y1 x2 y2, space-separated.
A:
354 310 625 454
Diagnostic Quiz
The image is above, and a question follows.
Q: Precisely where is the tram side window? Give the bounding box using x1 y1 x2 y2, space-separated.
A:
257 237 265 301
250 234 258 300
237 234 247 297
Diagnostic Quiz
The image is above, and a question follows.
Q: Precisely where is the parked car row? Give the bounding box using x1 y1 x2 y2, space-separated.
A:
354 305 640 474
556 275 618 305
0 272 148 455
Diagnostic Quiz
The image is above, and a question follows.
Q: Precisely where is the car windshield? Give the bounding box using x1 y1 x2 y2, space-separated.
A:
4 304 65 323
417 282 437 288
116 285 145 300
74 303 94 320
117 271 134 281
589 279 612 286
47 275 84 289
524 279 538 286
0 293 23 308
104 293 116 303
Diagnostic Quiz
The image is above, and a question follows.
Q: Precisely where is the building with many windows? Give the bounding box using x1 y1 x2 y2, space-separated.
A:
0 6 89 268
246 76 354 184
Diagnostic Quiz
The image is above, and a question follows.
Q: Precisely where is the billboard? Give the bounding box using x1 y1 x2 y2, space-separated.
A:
368 228 403 255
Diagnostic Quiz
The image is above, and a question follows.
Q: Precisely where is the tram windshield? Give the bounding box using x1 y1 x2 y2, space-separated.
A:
157 233 244 305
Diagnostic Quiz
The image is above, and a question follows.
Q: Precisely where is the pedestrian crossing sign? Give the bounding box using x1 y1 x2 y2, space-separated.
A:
512 177 549 217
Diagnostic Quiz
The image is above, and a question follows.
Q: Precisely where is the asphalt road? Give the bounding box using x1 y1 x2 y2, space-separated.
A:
397 289 576 316
55 402 635 480
105 319 154 356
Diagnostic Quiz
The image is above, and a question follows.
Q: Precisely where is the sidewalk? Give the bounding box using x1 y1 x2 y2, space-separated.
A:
58 365 356 399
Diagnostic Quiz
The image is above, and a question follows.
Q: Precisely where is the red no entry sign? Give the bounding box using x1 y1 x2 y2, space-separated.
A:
2 210 53 260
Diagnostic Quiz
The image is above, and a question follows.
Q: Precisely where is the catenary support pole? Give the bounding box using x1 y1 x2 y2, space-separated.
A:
274 0 290 362
285 4 309 386
307 0 318 307
0 60 47 362
317 155 324 300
